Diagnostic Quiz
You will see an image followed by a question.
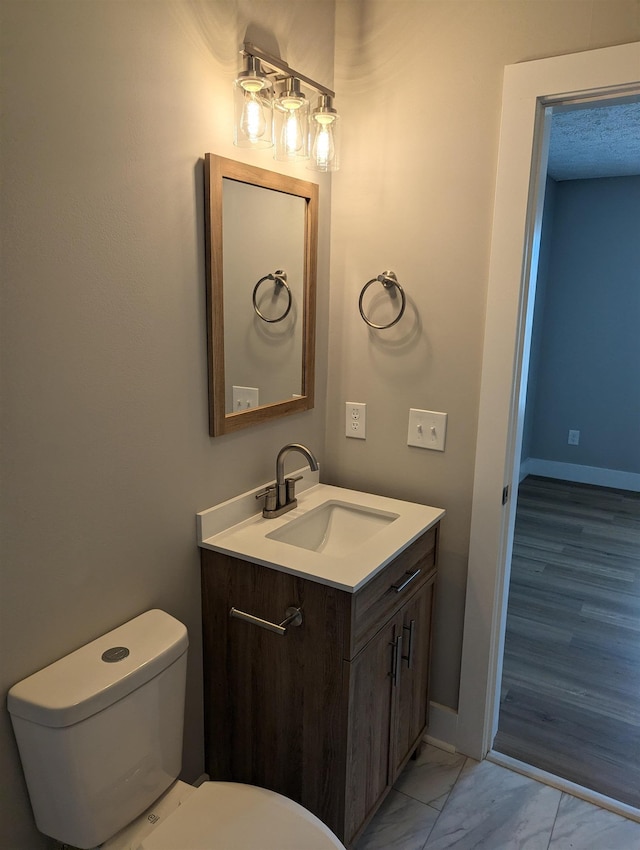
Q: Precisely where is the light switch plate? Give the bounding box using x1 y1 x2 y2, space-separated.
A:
407 409 447 451
232 386 259 410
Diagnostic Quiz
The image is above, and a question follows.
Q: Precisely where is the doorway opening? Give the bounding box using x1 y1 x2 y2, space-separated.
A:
456 42 640 821
493 99 640 806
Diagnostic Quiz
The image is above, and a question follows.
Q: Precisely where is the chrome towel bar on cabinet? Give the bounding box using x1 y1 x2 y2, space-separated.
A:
230 605 303 636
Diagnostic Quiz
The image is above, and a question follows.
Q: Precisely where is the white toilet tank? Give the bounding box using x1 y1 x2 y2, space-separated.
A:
7 609 188 849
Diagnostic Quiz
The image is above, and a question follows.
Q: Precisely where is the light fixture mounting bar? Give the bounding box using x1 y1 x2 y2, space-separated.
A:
243 42 335 99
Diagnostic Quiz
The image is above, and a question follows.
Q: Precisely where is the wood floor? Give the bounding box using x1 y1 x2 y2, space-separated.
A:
494 476 640 808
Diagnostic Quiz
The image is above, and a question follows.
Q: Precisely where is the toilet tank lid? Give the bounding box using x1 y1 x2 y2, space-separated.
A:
7 610 188 728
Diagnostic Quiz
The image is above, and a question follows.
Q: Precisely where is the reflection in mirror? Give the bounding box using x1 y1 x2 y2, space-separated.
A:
222 181 305 413
204 155 318 436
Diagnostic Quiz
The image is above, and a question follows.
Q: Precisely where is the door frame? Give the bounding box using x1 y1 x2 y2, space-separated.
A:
456 42 640 760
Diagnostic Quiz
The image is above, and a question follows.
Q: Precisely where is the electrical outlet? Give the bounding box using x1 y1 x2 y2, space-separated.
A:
407 409 447 451
568 429 580 446
346 402 366 439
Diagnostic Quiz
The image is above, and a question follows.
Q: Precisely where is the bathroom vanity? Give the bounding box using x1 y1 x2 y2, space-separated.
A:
198 482 444 847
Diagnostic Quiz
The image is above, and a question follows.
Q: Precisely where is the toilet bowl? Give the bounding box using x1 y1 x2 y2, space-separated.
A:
103 779 345 850
7 610 347 850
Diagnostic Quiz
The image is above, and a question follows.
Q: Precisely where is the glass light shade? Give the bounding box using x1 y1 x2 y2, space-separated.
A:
274 80 309 161
307 95 340 172
233 60 273 149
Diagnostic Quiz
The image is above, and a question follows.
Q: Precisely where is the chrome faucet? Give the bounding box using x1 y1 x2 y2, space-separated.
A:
257 443 319 518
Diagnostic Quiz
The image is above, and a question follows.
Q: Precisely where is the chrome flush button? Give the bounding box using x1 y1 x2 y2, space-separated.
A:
101 646 130 663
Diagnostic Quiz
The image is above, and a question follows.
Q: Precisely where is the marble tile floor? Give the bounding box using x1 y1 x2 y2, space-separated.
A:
354 744 640 850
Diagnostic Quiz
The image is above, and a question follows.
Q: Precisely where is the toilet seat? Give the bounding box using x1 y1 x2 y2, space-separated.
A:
139 781 346 850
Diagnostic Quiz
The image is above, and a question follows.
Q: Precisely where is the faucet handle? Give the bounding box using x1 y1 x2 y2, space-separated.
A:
285 475 304 503
256 485 277 513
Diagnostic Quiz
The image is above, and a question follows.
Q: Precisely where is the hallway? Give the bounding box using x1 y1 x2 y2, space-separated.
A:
495 476 640 807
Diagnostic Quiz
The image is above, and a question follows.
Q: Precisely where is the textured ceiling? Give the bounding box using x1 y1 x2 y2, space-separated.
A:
547 100 640 181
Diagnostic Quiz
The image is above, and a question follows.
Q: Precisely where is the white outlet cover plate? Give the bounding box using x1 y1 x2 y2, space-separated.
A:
408 409 447 451
346 401 366 439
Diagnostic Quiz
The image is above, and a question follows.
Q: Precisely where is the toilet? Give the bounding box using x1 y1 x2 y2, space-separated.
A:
7 609 346 850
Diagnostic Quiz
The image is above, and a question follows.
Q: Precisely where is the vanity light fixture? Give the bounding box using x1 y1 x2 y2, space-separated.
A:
308 95 340 172
274 78 309 161
233 54 273 148
234 42 340 171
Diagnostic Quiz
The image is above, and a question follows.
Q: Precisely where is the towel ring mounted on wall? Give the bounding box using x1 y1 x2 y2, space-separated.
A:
358 270 406 329
252 270 292 323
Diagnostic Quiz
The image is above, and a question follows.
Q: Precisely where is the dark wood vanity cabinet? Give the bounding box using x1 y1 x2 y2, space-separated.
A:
201 523 439 847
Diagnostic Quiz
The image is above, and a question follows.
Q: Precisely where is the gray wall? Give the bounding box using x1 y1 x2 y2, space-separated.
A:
2 1 640 848
325 1 640 710
522 177 558 464
0 2 334 847
525 176 640 472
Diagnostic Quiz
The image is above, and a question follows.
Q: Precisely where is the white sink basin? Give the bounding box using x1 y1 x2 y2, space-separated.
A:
266 500 399 555
197 478 445 593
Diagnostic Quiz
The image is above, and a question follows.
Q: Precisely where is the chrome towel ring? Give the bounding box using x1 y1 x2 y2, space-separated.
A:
252 270 292 323
358 270 406 329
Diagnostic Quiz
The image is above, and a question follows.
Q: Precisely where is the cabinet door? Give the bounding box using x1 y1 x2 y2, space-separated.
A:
201 550 351 837
344 617 398 844
390 576 435 780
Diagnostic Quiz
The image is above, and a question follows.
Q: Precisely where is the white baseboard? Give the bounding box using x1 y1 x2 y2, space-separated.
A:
426 702 458 751
519 458 533 482
520 459 640 492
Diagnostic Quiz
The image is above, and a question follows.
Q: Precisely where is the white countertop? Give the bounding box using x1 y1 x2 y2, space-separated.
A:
197 478 445 593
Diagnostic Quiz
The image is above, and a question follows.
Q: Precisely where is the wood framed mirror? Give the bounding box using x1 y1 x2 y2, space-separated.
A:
204 154 318 436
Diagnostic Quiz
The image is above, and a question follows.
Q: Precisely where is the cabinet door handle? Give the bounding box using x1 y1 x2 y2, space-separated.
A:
390 634 403 687
402 619 415 669
391 568 421 594
230 606 302 636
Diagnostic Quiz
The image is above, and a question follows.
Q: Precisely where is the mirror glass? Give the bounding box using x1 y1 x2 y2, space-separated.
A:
222 180 305 411
204 155 318 436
